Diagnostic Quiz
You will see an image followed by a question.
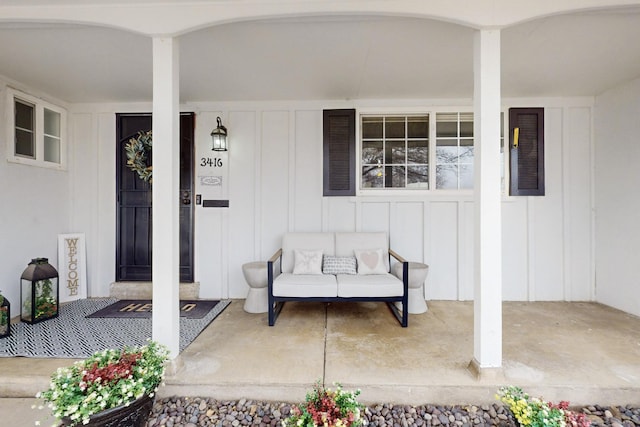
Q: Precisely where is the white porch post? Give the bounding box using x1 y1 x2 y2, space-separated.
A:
152 37 180 357
470 29 503 373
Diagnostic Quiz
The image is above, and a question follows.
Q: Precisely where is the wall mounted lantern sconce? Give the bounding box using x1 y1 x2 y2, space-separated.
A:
210 116 228 151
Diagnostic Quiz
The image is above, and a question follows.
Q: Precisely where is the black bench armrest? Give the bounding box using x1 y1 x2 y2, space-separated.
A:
267 248 283 326
388 248 409 327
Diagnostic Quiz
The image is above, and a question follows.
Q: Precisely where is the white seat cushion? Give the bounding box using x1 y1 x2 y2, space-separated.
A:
272 273 338 297
336 273 403 298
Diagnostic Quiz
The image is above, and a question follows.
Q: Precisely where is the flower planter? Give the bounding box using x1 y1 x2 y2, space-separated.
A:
59 394 154 427
38 341 168 427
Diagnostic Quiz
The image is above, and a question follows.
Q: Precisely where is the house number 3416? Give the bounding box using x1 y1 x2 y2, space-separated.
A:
200 157 223 167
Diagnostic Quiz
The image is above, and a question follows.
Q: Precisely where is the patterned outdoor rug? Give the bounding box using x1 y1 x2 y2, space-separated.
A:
0 298 230 358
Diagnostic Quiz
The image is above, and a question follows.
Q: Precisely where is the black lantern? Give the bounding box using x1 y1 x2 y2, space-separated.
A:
20 258 59 324
0 294 9 338
210 116 228 151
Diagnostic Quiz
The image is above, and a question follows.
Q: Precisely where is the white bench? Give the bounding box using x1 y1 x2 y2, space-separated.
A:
267 232 409 327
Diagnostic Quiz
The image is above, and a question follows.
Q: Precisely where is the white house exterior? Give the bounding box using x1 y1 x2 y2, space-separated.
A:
1 1 639 369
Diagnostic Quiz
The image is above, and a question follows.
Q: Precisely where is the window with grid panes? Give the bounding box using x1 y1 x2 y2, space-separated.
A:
361 115 429 189
435 112 474 190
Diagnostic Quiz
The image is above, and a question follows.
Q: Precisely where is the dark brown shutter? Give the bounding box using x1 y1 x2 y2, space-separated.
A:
509 108 545 196
323 109 356 196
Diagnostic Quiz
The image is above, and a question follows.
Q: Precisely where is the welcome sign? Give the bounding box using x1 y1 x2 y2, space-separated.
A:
57 233 88 302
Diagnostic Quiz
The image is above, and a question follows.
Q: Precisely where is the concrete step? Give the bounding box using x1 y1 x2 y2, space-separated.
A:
109 281 200 299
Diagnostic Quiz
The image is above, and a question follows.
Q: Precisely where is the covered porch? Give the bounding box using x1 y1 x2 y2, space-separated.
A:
2 300 639 409
1 4 640 417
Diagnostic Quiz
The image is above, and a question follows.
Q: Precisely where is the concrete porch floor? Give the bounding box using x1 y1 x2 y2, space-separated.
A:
1 300 640 425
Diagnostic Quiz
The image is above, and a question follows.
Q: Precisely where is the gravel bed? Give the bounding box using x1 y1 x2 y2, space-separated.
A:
147 397 640 427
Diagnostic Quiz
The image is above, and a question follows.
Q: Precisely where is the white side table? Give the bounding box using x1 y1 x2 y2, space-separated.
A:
242 261 268 313
392 262 429 314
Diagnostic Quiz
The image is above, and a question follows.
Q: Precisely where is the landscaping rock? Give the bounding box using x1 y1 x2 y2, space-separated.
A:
147 397 640 427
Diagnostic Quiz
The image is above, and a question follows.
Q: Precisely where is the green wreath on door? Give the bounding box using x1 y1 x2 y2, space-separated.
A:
124 130 153 183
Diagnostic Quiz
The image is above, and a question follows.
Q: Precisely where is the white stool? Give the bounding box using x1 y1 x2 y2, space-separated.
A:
392 262 429 314
242 261 268 313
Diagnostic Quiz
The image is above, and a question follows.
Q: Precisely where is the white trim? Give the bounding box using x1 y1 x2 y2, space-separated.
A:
254 111 263 259
423 200 431 298
561 107 571 301
288 109 296 231
527 198 536 300
589 104 597 302
65 97 593 116
456 200 465 300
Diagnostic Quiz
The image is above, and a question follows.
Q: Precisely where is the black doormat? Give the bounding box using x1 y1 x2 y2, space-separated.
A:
86 299 220 319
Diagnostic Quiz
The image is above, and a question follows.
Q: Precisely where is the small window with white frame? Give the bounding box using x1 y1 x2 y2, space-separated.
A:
7 88 66 169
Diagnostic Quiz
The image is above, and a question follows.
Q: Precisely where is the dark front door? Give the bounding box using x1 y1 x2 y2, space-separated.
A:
115 113 195 282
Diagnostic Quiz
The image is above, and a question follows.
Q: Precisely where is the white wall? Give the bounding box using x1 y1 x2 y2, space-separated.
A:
594 77 640 317
501 105 594 302
0 79 71 308
67 97 595 304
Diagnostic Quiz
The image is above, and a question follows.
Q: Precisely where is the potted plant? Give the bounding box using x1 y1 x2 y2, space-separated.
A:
36 340 169 427
0 291 9 338
497 386 591 427
283 381 363 427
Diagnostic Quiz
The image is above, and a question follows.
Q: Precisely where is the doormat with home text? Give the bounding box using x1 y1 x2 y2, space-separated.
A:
86 299 221 319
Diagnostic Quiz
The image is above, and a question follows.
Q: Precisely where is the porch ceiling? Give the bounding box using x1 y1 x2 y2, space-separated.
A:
0 8 639 103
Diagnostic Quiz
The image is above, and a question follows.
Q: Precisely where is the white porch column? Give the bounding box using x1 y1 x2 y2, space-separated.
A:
152 37 180 358
470 29 503 373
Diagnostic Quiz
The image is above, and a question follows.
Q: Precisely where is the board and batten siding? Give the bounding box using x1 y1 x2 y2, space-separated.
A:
0 79 73 309
594 76 640 317
66 100 594 304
